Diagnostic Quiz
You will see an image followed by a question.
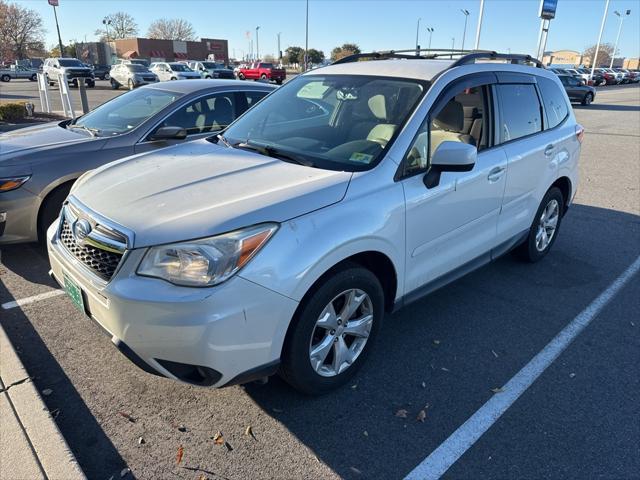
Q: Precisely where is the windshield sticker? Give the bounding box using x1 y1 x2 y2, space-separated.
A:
349 152 374 164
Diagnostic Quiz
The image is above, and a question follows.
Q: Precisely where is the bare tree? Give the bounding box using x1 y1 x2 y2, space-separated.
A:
147 18 196 41
0 0 46 61
583 43 614 67
94 11 138 41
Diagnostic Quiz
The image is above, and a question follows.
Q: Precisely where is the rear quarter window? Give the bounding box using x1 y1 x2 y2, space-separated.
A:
496 84 542 143
537 76 569 129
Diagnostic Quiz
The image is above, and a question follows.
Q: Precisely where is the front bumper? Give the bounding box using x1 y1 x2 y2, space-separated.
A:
0 187 38 244
47 221 298 387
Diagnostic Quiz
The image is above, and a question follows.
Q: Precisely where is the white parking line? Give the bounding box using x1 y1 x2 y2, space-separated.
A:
1 290 64 310
404 254 640 480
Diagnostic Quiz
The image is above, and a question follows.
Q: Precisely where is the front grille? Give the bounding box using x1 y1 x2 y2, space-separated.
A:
59 218 123 281
142 76 156 81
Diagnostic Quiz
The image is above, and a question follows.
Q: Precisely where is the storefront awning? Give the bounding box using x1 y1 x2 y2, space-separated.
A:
174 52 188 59
122 50 138 59
149 50 166 58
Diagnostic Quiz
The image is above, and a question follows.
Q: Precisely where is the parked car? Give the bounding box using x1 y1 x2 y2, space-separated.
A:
549 67 584 84
237 62 286 84
116 58 150 68
564 68 588 85
576 68 605 86
600 68 624 84
185 61 235 79
0 80 274 244
150 62 201 81
557 74 596 105
612 68 637 83
46 52 581 394
594 68 618 85
109 63 159 90
0 65 38 82
91 64 112 80
43 57 95 88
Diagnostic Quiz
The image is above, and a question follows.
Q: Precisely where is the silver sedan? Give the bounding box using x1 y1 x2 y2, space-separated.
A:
0 80 274 243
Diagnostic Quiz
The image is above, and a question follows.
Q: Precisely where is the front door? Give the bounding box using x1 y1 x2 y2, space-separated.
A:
400 75 507 294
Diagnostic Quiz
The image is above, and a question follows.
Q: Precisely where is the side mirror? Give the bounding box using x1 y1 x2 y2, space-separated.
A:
149 126 187 141
424 141 477 189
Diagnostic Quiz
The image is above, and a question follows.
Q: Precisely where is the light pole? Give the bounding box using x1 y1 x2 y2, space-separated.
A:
610 10 631 68
451 37 455 58
460 9 470 51
255 26 260 60
416 17 421 54
304 0 309 71
50 0 64 56
426 27 434 52
474 0 485 50
277 32 282 64
591 0 610 79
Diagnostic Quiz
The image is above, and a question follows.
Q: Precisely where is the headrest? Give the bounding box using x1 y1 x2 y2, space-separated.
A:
433 100 464 132
368 94 387 120
367 123 397 146
463 106 479 118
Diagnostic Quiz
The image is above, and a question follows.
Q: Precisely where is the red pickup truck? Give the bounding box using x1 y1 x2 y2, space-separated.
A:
237 62 286 84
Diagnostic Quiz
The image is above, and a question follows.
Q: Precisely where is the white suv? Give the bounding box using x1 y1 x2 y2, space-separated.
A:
47 52 582 394
43 57 95 88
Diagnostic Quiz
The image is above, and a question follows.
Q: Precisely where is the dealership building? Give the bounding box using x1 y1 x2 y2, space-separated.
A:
112 37 229 63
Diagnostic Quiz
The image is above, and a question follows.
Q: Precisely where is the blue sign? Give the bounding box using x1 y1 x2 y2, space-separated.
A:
539 0 558 20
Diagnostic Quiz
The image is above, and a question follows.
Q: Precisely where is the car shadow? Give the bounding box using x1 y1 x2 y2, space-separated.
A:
244 203 640 479
0 243 59 289
575 103 640 112
0 279 134 479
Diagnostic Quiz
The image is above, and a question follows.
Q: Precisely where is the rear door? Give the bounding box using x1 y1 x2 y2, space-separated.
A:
494 74 561 244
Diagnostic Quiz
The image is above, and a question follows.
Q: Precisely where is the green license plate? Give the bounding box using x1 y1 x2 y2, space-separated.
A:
63 273 85 314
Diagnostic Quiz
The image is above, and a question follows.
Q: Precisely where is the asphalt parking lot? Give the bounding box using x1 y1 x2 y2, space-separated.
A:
1 85 639 480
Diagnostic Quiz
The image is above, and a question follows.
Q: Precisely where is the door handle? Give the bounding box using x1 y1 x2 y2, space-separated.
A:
544 144 555 157
487 166 506 182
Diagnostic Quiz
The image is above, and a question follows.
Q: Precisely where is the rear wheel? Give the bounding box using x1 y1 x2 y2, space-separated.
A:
280 264 384 395
238 72 245 80
260 73 267 80
276 79 283 85
582 92 593 105
515 187 564 263
110 78 119 89
30 74 37 81
104 72 111 81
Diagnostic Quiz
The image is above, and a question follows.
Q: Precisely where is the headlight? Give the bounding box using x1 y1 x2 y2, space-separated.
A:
0 175 31 192
137 223 278 287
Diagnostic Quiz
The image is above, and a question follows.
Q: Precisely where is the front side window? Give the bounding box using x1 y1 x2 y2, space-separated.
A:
169 63 191 72
58 59 83 67
537 77 569 129
74 88 182 136
403 84 491 177
496 84 542 143
222 74 426 171
160 93 237 135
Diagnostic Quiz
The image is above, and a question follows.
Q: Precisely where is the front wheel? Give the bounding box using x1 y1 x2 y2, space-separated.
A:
276 79 283 85
110 78 119 89
128 79 135 90
515 187 564 263
104 73 110 81
30 74 37 81
237 72 245 80
280 264 384 395
581 92 593 106
0 74 10 82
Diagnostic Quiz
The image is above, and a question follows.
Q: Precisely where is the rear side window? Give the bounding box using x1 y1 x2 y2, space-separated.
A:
496 84 542 143
537 77 569 129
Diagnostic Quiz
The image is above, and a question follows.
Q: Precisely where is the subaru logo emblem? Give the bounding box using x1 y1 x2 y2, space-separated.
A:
73 219 92 243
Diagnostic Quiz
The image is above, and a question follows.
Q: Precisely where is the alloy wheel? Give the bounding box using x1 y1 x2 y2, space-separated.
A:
535 199 560 252
308 289 374 377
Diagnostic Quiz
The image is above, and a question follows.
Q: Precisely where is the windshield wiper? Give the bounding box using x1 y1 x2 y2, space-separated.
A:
68 124 100 137
214 133 232 148
234 141 313 167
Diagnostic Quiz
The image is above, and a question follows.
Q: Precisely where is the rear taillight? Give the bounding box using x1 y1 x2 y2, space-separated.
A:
575 124 585 143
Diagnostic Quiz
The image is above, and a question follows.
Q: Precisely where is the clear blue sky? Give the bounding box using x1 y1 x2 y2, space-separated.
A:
16 0 640 59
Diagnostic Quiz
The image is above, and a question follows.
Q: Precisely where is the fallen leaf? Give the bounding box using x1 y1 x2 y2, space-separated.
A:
491 350 499 358
440 367 450 372
421 381 426 388
417 410 427 422
395 409 408 418
245 425 256 439
176 446 184 465
177 424 187 432
120 467 130 477
491 387 505 393
363 430 368 437
41 388 53 396
198 475 206 480
118 411 136 423
350 466 362 475
137 437 145 445
213 431 224 445
433 339 441 345
224 441 233 452
569 373 576 378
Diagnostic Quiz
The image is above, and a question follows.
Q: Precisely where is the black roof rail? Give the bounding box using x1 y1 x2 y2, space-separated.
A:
331 49 545 69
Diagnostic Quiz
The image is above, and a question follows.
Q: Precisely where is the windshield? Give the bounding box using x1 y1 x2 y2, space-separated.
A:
169 63 191 72
74 88 182 136
127 64 149 72
59 59 84 67
222 74 426 171
202 62 223 69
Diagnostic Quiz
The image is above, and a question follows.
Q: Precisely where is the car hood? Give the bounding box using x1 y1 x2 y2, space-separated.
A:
0 122 96 160
72 139 352 248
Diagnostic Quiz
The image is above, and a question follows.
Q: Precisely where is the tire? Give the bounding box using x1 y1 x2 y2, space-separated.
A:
170 77 177 81
276 79 283 85
104 73 110 81
110 79 119 89
38 183 73 243
280 264 384 395
30 74 37 81
86 79 95 88
1 74 10 82
514 187 564 263
260 73 267 80
581 92 593 106
128 79 135 90
238 72 245 80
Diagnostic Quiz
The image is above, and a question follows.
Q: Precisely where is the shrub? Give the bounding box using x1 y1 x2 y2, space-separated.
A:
0 102 27 122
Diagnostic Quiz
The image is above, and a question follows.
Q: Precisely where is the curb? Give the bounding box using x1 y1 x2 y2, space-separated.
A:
0 324 85 480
